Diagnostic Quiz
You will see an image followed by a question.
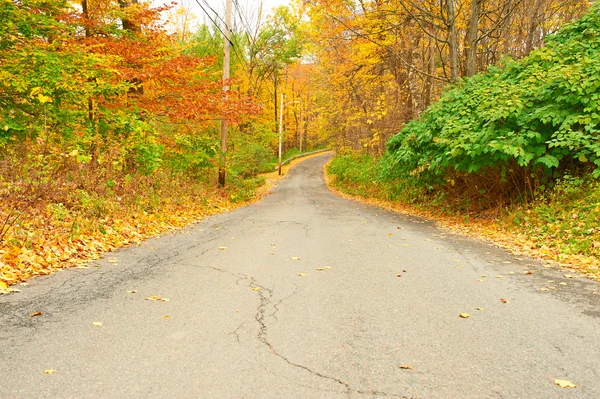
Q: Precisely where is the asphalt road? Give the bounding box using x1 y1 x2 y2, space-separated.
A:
1 153 600 398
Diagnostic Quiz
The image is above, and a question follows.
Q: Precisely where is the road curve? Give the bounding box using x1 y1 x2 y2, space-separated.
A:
1 153 599 398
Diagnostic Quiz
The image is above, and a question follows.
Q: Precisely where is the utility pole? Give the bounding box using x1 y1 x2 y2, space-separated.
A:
278 93 284 176
218 0 232 187
298 105 303 153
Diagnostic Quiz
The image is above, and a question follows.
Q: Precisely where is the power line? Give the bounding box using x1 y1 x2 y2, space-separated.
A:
193 0 249 68
193 0 233 46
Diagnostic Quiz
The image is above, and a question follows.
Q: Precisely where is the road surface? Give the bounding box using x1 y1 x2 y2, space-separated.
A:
1 153 599 398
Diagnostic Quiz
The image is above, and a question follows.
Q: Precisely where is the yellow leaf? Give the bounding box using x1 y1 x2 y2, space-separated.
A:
291 256 301 260
298 273 307 277
107 258 118 263
218 247 228 250
92 322 103 326
563 274 576 279
459 313 470 318
37 93 52 104
251 287 261 291
29 312 43 317
316 267 325 271
127 290 137 294
0 281 7 291
554 379 576 388
475 307 484 311
44 369 56 374
163 315 170 319
398 364 414 370
145 296 169 302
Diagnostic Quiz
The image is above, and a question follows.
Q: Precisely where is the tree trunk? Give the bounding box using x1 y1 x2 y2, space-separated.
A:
525 0 544 55
446 0 459 82
465 0 482 77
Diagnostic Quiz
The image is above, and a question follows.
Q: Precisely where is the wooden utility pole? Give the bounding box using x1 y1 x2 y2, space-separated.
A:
298 106 304 153
218 0 232 187
278 93 284 175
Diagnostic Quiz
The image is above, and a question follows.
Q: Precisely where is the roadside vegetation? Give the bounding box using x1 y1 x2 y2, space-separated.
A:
0 0 325 289
327 4 600 278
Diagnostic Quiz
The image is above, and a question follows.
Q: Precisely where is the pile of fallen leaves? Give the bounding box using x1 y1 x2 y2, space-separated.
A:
0 181 257 289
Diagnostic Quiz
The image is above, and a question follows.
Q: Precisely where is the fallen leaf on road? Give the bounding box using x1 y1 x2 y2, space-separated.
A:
127 290 137 294
401 244 409 247
500 298 509 303
163 315 170 319
218 247 228 250
476 307 484 311
29 312 43 317
251 287 261 291
496 275 504 279
291 257 301 260
525 270 534 274
395 274 402 277
316 268 325 271
554 379 576 388
559 282 567 286
298 273 307 277
459 313 470 318
563 274 576 279
388 233 393 237
398 365 414 370
92 322 103 326
145 296 169 302
234 309 240 312
44 369 56 374
540 288 549 291
75 265 89 269
107 258 118 263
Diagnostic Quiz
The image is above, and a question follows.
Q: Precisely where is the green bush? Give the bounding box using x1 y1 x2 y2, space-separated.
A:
385 3 600 188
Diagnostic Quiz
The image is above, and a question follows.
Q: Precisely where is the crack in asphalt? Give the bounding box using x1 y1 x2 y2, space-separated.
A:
243 275 408 398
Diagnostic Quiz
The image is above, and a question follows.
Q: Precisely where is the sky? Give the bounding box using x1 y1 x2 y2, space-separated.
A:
179 0 291 26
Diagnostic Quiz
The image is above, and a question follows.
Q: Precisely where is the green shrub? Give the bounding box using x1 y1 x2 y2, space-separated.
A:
386 3 600 190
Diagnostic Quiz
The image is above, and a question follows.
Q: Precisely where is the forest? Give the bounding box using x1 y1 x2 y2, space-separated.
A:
1 0 597 287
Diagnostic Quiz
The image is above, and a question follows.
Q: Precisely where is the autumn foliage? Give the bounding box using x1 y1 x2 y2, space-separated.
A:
0 0 261 286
